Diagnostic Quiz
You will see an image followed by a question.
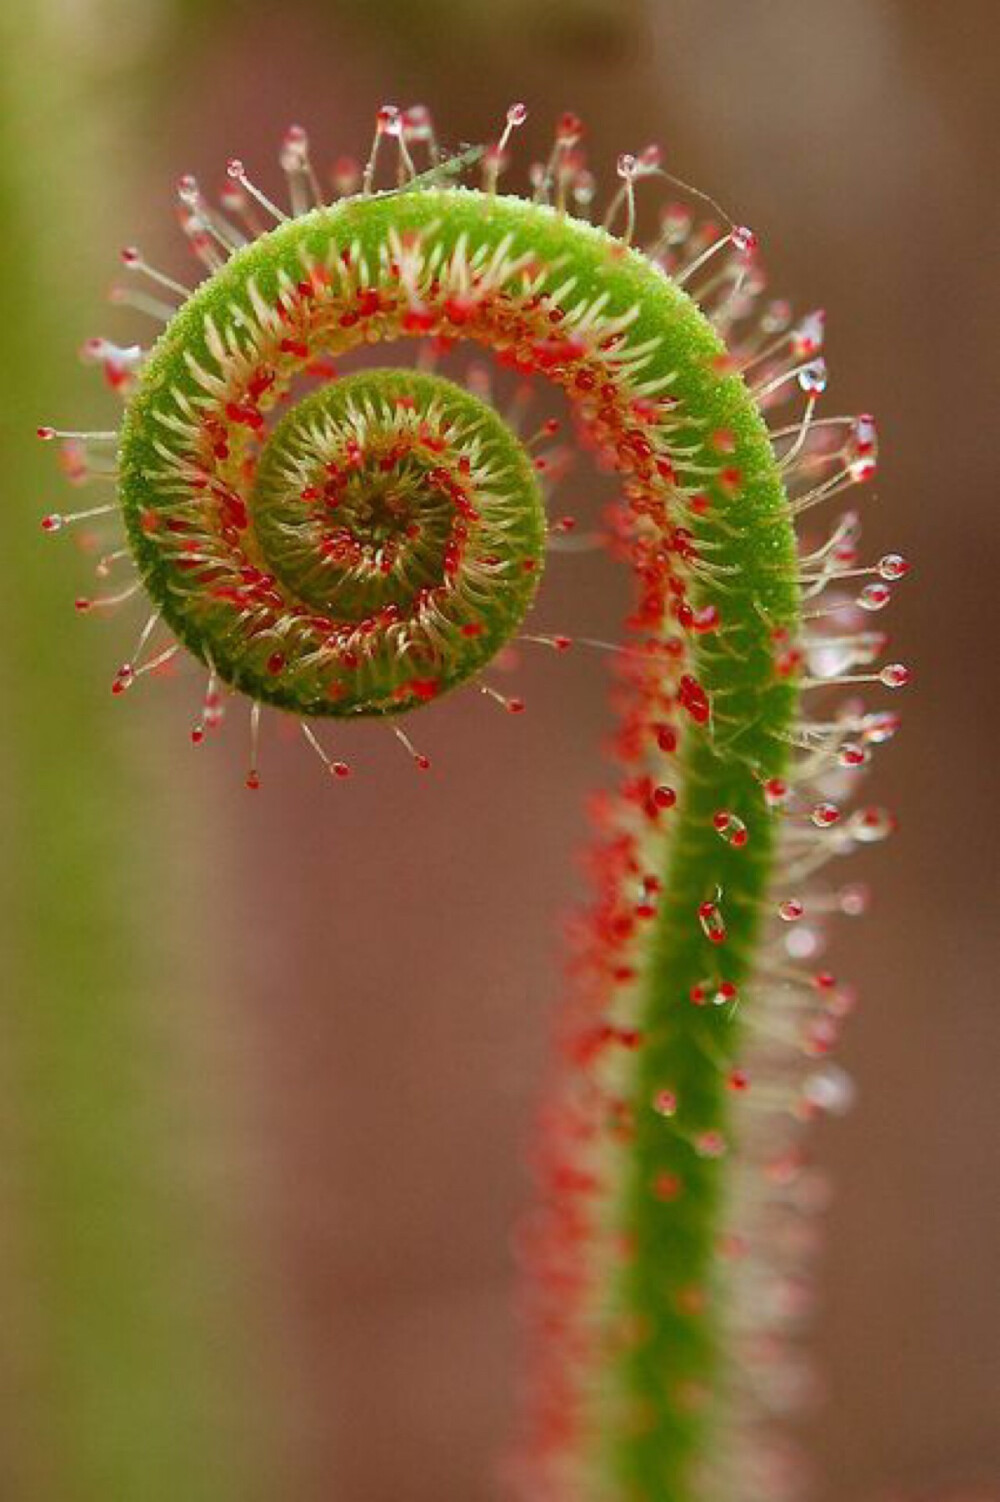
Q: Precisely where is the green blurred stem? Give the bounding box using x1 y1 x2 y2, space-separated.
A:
0 9 266 1500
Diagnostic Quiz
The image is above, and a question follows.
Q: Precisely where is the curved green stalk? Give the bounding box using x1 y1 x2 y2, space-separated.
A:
43 123 901 1501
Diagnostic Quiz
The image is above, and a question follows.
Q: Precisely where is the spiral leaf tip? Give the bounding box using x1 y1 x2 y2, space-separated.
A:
122 364 546 717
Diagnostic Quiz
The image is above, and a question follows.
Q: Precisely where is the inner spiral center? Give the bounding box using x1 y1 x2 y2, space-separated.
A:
234 368 547 714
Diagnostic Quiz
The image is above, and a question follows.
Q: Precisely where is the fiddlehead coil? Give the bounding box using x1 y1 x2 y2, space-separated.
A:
39 109 909 1502
123 360 546 716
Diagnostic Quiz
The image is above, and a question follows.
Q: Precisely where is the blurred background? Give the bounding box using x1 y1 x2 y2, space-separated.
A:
0 1 996 1499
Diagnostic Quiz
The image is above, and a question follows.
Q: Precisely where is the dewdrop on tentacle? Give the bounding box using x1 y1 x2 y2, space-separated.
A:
714 808 749 847
699 889 728 944
37 106 910 1502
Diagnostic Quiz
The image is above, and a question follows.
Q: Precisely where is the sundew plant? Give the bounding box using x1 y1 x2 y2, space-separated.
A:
40 105 909 1502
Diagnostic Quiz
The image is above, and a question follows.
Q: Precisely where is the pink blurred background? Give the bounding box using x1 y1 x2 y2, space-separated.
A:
1 2 997 1500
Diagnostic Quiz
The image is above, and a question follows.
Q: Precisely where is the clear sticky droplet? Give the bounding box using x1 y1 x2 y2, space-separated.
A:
713 981 738 1008
572 171 597 207
851 807 895 843
858 582 891 611
176 173 200 204
838 741 869 768
798 358 828 395
763 777 789 810
786 924 822 961
698 897 726 945
848 454 878 482
713 810 749 847
877 553 909 581
792 309 825 356
803 1065 856 1117
838 882 870 917
851 413 877 451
